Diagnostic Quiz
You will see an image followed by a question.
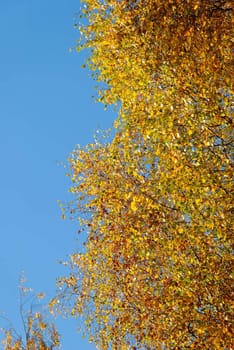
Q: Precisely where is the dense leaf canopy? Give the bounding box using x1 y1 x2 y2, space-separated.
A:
51 1 233 349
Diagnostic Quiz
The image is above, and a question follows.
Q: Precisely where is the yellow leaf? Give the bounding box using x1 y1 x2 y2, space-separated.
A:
188 129 193 136
131 197 138 212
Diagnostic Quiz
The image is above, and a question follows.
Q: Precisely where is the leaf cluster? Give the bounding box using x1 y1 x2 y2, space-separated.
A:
1 283 60 350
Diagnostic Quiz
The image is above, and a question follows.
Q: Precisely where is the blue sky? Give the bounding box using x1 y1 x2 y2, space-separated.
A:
0 1 115 349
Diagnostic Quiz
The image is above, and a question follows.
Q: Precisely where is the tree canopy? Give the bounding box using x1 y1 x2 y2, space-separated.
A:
51 1 233 349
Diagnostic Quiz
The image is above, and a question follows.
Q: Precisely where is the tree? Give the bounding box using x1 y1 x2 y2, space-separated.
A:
51 1 233 349
1 279 60 350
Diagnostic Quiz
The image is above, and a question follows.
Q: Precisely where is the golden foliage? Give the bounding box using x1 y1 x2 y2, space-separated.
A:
52 0 233 348
2 286 60 350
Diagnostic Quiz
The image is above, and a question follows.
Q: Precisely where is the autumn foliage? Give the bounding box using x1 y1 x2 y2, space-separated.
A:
2 314 60 350
51 1 233 349
2 283 60 350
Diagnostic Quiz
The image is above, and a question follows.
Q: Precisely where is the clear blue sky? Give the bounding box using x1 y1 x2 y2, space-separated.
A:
0 1 115 349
